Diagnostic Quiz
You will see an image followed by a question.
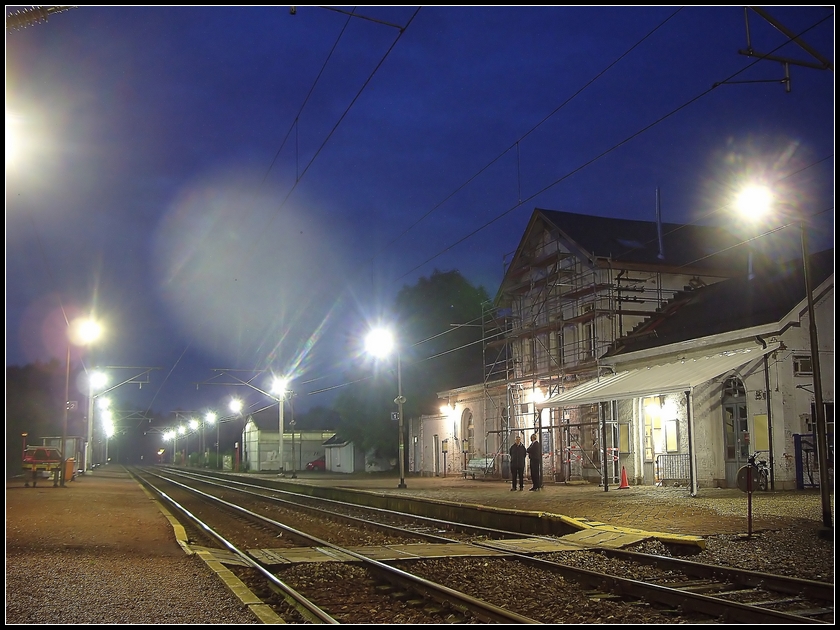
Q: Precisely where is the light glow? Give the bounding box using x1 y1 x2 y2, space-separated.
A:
735 184 774 221
365 328 394 358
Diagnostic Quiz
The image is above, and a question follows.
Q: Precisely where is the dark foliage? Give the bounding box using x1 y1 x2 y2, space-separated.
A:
332 269 489 458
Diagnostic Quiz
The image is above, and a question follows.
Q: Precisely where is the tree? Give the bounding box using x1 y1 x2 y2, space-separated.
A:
395 269 489 417
5 360 66 476
292 405 340 431
332 269 489 460
333 379 397 459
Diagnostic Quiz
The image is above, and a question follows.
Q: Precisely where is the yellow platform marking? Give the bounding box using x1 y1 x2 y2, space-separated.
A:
192 548 285 624
191 545 252 566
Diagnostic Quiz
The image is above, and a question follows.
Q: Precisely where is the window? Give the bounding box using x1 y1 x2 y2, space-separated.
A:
664 419 679 452
793 355 813 376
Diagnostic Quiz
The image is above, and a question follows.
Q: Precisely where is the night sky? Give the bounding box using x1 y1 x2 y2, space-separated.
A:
6 6 834 418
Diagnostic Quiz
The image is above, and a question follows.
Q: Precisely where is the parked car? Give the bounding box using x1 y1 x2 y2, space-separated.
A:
305 456 326 471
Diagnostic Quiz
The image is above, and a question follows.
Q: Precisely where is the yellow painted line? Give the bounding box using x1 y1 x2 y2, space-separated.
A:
136 475 194 555
195 549 286 624
136 475 285 623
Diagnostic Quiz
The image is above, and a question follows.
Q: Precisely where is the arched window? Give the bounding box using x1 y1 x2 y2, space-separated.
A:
461 409 474 454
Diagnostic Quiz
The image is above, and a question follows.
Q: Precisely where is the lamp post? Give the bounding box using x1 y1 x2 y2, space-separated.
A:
289 392 297 479
229 398 243 471
205 412 217 468
60 317 102 487
272 378 289 476
736 185 832 534
177 425 186 465
798 221 831 531
188 418 199 467
102 408 114 464
60 343 71 486
366 328 407 489
85 370 107 472
98 400 113 465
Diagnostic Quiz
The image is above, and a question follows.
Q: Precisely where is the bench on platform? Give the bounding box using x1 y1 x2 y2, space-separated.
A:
463 456 496 479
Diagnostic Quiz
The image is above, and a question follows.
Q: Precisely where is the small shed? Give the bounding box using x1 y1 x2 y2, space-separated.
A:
323 435 366 473
242 410 334 473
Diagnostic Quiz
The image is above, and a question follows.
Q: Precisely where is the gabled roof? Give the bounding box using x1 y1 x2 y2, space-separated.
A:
323 434 350 447
605 248 834 358
537 208 750 268
497 208 753 304
246 407 281 432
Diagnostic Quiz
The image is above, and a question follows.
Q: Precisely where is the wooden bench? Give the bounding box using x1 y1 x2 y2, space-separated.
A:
463 456 495 479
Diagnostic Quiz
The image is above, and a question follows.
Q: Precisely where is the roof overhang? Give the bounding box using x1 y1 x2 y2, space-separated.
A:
535 344 779 409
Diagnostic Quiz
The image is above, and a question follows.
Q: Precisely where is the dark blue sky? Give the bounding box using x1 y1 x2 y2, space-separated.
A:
6 6 834 417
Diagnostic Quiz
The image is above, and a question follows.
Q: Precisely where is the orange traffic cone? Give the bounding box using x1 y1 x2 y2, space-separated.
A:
618 466 630 489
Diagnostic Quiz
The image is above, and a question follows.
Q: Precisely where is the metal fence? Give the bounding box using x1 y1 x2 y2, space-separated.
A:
655 453 690 484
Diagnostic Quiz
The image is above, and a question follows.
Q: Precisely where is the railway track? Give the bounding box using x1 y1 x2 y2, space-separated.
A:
132 467 538 623
132 467 833 624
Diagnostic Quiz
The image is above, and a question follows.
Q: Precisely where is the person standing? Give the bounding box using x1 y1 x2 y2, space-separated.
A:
527 433 542 491
508 434 526 491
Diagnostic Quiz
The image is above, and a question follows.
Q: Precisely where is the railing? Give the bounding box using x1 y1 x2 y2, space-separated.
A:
655 453 690 485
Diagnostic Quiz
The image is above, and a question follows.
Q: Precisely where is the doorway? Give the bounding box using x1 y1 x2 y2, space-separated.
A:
722 377 748 487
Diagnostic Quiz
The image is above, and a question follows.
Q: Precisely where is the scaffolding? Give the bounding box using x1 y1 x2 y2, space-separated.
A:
476 213 726 484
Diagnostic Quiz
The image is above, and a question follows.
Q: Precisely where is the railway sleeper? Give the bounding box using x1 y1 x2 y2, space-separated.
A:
676 581 738 594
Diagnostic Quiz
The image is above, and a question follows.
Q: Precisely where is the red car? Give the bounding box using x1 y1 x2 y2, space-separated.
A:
305 456 326 471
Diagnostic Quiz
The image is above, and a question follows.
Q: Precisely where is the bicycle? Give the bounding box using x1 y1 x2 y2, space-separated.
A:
736 451 769 492
747 451 770 491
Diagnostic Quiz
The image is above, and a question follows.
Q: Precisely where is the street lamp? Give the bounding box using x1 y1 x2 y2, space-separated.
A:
85 370 107 472
289 393 297 479
99 401 113 464
204 412 216 468
97 397 111 464
163 430 175 463
60 317 102 487
272 378 289 476
229 398 243 471
736 185 832 534
366 328 407 489
177 425 186 465
188 418 199 466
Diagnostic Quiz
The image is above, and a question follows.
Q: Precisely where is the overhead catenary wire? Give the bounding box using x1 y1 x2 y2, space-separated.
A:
393 11 833 282
293 9 835 400
142 7 422 412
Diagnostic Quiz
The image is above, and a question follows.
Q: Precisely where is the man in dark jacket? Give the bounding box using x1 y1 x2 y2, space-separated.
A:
527 433 542 491
508 434 526 491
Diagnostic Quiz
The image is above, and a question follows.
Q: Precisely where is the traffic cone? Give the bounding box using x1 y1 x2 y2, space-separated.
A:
618 466 630 489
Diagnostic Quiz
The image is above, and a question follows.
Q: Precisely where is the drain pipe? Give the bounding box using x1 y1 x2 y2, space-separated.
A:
755 335 775 490
600 401 609 492
686 390 697 497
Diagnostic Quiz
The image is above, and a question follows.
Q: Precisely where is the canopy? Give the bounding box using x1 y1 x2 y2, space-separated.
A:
535 344 778 408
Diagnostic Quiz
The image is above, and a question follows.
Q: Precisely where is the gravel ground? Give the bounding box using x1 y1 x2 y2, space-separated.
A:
5 469 834 624
5 472 258 625
5 552 257 624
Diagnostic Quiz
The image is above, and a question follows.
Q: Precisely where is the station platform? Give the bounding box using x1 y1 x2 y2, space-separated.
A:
266 470 828 538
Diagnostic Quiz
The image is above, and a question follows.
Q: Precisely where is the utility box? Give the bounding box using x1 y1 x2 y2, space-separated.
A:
64 458 76 482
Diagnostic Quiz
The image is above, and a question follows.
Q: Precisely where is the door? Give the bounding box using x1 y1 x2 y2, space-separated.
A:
722 377 748 487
